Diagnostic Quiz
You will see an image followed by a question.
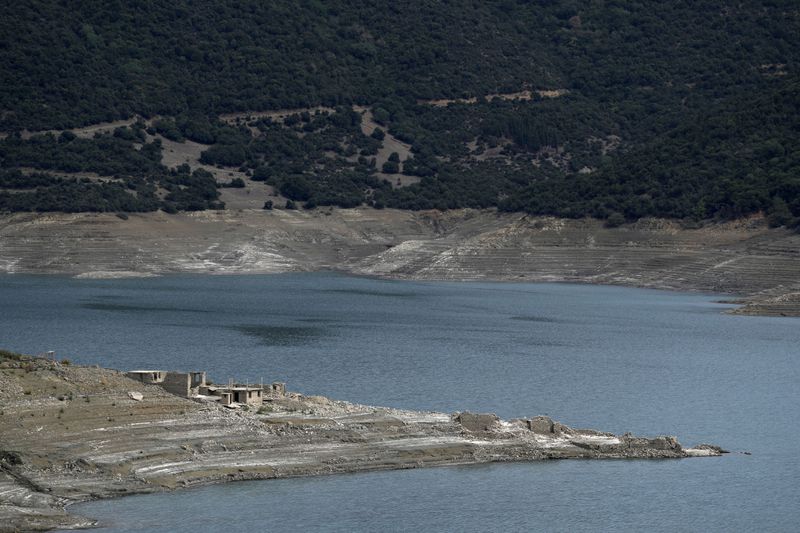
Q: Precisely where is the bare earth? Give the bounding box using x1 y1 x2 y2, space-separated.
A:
0 209 798 316
0 357 722 531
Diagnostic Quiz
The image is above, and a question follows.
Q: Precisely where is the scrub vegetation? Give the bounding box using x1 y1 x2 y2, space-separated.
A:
0 1 797 226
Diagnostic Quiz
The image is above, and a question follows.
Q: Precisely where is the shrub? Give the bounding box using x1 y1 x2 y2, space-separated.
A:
382 160 399 174
221 177 246 188
605 212 626 228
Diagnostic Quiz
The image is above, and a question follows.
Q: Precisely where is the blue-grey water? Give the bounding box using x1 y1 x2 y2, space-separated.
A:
1 273 798 532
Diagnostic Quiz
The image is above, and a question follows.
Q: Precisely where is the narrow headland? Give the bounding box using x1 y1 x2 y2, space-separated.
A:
0 351 724 531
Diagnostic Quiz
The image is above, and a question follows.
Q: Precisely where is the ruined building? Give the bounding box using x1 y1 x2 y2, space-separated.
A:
126 370 285 407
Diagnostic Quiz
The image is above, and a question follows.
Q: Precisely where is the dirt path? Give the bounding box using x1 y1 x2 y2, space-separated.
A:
219 106 336 125
17 117 146 140
420 89 567 107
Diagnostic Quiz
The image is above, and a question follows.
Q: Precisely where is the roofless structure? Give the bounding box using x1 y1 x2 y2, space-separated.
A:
126 369 285 407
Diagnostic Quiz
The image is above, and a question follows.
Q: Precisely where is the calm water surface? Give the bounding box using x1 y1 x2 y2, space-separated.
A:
1 273 798 532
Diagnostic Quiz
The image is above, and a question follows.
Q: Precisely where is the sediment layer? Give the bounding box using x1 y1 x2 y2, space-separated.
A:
0 358 721 531
1 209 798 316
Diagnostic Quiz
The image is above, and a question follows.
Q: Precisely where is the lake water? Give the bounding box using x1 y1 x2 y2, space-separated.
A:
2 273 798 532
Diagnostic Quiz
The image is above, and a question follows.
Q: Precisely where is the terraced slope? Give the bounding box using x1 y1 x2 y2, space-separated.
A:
0 210 798 315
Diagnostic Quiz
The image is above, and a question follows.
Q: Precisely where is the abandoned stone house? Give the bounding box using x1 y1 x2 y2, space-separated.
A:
126 369 285 407
201 384 262 406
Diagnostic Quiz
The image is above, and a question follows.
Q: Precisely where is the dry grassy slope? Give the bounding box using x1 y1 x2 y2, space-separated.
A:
0 209 798 315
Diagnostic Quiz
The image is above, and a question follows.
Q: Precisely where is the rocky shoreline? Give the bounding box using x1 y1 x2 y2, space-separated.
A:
0 355 723 532
1 209 798 317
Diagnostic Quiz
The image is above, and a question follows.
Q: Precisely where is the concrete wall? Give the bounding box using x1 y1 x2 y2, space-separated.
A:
456 412 499 433
161 372 191 397
189 372 206 388
233 389 263 406
126 371 165 384
268 382 286 396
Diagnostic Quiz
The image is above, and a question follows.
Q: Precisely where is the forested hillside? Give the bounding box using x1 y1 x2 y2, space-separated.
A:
1 1 798 226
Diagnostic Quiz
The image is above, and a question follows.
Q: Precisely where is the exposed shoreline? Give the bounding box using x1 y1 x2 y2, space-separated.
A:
1 209 798 316
0 356 723 532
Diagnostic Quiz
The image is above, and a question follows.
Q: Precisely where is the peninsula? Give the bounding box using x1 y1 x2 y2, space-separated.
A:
0 351 722 531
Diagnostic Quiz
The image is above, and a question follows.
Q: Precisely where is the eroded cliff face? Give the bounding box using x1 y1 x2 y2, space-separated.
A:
0 209 798 315
0 357 720 531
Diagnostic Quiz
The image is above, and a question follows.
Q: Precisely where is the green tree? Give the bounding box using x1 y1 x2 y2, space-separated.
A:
382 160 399 174
768 197 793 228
